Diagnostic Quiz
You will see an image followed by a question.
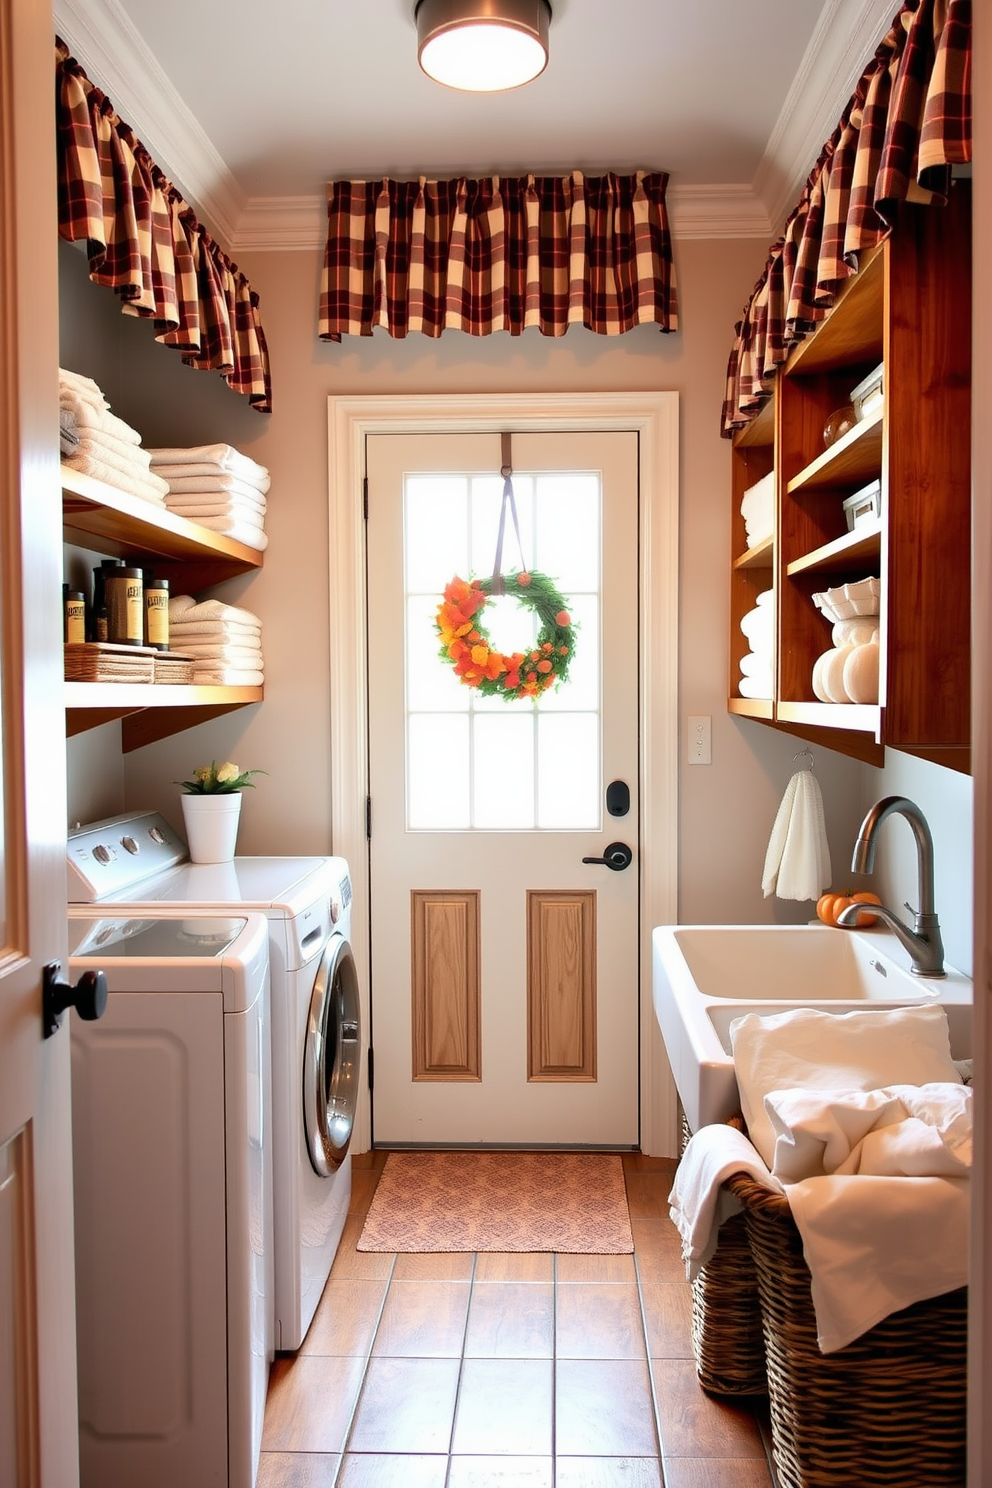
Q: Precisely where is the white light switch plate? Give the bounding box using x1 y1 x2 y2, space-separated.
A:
687 714 712 765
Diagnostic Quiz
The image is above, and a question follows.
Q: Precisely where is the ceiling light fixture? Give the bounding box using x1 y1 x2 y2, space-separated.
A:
416 0 552 93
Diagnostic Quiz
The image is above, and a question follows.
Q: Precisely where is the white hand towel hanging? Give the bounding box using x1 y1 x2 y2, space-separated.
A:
761 765 831 901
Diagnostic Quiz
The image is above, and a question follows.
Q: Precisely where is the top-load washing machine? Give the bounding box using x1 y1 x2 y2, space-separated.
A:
67 910 271 1487
68 811 362 1351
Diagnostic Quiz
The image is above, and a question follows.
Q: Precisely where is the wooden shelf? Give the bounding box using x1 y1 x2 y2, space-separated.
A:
62 468 265 750
61 466 264 591
65 683 263 751
786 521 882 577
786 410 884 496
733 535 774 571
728 696 774 719
726 186 972 771
777 700 882 737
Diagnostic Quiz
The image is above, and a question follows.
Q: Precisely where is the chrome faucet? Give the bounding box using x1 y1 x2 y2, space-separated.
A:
836 795 945 977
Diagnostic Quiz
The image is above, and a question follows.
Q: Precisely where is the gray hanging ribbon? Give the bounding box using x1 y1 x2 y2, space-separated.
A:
491 431 527 595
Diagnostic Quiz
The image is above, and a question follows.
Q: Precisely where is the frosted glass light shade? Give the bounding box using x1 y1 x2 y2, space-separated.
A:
416 0 551 92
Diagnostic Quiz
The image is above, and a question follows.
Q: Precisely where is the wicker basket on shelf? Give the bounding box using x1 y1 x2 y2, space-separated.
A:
725 1169 967 1488
682 1111 767 1397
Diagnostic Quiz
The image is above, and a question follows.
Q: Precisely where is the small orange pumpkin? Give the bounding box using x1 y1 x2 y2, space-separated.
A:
816 889 882 927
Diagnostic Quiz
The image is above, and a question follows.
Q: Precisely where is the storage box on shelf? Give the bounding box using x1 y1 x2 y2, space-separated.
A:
728 183 971 772
62 465 264 751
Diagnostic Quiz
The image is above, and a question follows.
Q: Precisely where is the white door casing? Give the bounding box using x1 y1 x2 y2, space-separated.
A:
1 0 80 1481
366 429 640 1146
327 393 680 1158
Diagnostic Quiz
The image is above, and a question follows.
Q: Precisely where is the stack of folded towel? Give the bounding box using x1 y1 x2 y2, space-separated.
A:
147 444 269 552
738 588 773 698
59 368 170 506
740 472 774 549
169 596 264 686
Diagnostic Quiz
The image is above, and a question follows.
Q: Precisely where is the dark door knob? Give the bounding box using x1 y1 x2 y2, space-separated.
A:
42 963 108 1039
581 841 633 871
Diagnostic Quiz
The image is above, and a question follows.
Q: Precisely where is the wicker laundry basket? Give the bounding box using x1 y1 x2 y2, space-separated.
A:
680 1111 767 1397
690 1209 767 1395
725 1169 967 1488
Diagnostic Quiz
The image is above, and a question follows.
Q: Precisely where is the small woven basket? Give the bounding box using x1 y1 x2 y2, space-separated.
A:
725 1170 967 1487
682 1112 767 1397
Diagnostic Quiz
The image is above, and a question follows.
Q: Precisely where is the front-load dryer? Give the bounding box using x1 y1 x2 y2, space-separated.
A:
68 812 362 1351
67 910 272 1487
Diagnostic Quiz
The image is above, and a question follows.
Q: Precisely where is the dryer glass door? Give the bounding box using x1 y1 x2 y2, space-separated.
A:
303 936 361 1174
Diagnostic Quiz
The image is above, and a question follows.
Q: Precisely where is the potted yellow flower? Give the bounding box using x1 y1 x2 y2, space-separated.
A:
176 760 265 863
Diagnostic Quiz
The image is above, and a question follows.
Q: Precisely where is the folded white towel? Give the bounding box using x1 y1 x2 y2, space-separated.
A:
185 520 268 551
737 675 773 699
763 1083 972 1183
738 649 772 678
760 767 831 902
61 450 167 505
740 472 774 523
168 499 266 529
148 444 269 486
67 431 168 496
729 1004 963 1169
59 388 143 446
168 596 262 627
153 466 271 497
739 607 773 645
59 367 109 409
164 495 267 519
175 642 264 664
788 1171 969 1353
191 666 265 687
668 1124 782 1281
158 471 271 501
169 627 263 650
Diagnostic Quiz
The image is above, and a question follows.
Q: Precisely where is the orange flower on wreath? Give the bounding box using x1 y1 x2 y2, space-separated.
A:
434 570 577 702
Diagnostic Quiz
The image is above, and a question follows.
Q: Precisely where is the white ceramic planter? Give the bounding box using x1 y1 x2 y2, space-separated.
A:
180 792 242 863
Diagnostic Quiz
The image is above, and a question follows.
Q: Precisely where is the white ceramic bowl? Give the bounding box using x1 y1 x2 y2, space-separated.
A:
812 576 880 622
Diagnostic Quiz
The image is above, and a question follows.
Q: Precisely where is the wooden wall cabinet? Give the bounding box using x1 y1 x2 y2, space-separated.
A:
729 183 972 773
63 467 264 751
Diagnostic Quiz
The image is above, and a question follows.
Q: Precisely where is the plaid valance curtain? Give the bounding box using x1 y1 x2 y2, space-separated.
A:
722 0 970 437
319 170 677 340
55 42 272 412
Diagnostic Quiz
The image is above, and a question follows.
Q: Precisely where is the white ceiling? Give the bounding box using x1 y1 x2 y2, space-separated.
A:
53 0 898 252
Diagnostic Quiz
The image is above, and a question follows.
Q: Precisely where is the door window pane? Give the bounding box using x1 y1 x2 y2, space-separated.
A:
405 468 601 831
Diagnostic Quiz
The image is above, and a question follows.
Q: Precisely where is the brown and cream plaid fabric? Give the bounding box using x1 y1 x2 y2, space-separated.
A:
55 42 271 412
722 0 970 437
319 171 677 341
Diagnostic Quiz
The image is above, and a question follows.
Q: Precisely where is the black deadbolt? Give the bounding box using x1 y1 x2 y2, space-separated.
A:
606 780 630 817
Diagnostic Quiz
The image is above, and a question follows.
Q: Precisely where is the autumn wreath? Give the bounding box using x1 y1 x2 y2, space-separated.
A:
435 570 577 700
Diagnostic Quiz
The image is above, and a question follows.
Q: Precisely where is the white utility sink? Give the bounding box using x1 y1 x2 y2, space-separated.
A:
652 923 973 1134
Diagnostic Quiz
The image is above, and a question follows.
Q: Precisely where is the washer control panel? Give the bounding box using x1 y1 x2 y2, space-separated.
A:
67 812 187 901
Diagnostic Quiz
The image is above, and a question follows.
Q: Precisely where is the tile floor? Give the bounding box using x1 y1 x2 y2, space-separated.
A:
258 1152 775 1488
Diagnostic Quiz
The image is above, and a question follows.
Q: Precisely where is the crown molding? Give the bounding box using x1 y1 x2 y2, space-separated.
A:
53 0 246 250
754 0 900 232
231 182 772 254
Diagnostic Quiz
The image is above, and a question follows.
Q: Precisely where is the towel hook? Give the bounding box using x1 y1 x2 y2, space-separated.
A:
793 747 815 771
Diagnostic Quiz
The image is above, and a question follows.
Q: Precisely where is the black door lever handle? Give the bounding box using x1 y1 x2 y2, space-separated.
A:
581 842 633 871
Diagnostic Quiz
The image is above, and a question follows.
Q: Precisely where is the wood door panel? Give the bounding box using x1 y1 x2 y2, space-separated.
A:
527 891 596 1082
411 892 481 1081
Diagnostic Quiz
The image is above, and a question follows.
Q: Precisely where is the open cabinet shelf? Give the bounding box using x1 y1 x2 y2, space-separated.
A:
728 184 972 773
62 467 264 747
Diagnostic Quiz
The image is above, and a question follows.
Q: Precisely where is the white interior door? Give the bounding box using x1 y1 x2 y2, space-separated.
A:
367 429 640 1146
0 0 81 1481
